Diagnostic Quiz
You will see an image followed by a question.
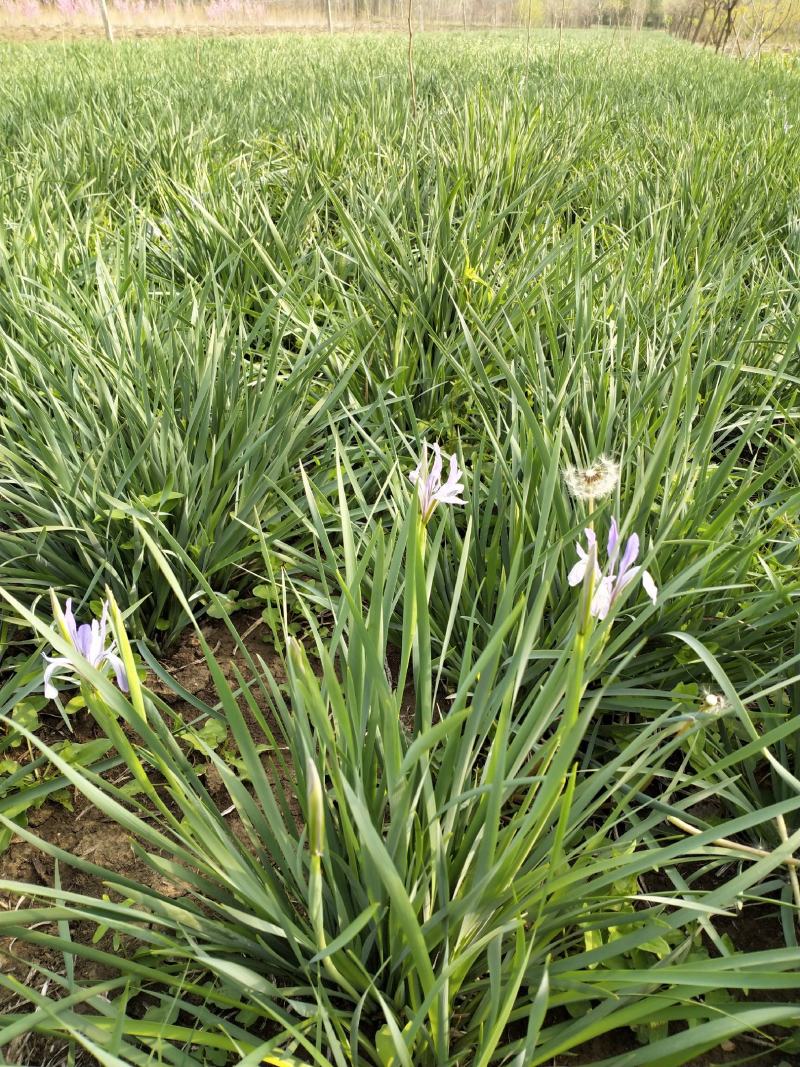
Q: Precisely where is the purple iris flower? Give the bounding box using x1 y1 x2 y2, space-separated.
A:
409 442 466 523
43 598 129 699
568 518 657 620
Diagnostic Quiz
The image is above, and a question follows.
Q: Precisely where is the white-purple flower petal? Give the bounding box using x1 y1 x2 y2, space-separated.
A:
437 453 465 504
74 622 93 659
568 533 601 588
104 652 131 693
64 599 79 646
617 533 640 579
429 443 443 495
607 517 619 561
567 557 589 587
569 519 657 619
615 564 642 593
641 569 658 605
590 576 615 620
409 440 466 523
43 656 74 700
43 597 130 699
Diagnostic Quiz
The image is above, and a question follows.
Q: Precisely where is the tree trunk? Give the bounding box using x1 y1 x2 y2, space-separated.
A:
326 0 334 32
691 6 707 41
97 0 114 42
717 7 733 51
712 3 725 44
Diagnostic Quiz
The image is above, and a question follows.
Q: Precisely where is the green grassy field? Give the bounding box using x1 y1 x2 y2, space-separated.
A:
1 29 800 1066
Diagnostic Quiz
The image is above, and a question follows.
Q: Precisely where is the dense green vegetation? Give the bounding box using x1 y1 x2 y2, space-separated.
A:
0 29 799 1065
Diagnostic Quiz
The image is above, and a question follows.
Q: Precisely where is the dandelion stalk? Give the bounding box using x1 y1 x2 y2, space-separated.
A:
668 815 800 869
407 0 417 118
557 0 566 75
564 537 596 731
412 514 433 731
525 0 533 77
775 814 800 913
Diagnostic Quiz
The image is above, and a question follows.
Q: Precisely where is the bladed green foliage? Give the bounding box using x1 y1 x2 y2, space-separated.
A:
0 26 799 1067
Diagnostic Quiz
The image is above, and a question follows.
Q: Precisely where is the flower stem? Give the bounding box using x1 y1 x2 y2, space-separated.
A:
307 758 359 999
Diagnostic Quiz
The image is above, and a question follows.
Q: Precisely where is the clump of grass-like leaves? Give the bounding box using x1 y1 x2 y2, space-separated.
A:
1 481 800 1064
0 28 799 1066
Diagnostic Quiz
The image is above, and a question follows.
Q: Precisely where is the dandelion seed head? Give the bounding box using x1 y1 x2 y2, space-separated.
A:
564 455 620 502
701 689 729 713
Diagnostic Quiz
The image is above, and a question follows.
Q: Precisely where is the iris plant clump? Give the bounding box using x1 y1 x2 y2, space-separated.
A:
2 31 800 1067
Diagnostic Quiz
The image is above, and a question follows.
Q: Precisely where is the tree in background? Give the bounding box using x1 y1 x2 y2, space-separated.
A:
541 0 663 26
737 0 797 53
666 0 797 49
16 0 796 39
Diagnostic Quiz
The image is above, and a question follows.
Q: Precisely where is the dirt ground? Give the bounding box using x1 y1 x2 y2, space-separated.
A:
0 15 484 42
0 14 428 42
0 20 308 42
0 614 797 1066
